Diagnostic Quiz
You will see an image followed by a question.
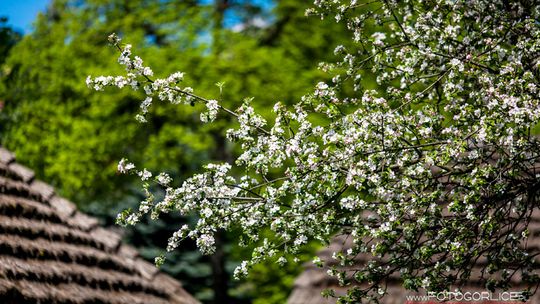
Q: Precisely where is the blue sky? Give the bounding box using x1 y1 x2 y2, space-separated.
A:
0 0 50 34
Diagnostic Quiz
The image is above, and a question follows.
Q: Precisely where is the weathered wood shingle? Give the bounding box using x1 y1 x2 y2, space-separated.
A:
0 147 199 304
288 205 540 303
288 233 540 304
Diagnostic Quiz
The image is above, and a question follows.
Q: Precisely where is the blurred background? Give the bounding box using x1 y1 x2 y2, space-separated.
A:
0 1 349 303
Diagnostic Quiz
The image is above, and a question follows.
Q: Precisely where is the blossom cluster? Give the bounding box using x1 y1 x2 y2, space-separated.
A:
89 1 540 302
86 34 214 123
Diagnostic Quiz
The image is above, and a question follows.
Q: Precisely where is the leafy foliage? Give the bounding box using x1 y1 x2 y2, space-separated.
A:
0 17 22 106
0 17 21 65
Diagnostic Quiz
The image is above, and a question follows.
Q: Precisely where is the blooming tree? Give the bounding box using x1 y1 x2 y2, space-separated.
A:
88 0 540 302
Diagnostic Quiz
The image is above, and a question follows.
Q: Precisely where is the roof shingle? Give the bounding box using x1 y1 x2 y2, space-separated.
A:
0 147 199 304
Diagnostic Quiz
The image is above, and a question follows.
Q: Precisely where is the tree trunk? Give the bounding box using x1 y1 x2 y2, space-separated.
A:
210 132 232 304
210 230 228 303
212 0 229 55
210 1 230 297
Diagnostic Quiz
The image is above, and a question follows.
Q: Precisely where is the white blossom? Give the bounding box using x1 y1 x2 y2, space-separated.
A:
117 158 135 173
371 32 386 47
138 169 152 181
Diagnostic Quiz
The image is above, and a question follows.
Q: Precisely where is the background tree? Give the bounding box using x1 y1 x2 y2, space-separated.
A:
0 0 349 302
88 0 540 302
0 17 21 108
0 17 21 64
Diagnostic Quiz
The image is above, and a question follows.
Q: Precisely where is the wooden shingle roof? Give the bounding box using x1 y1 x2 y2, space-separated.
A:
287 234 540 304
288 235 414 304
288 226 540 304
0 147 199 304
